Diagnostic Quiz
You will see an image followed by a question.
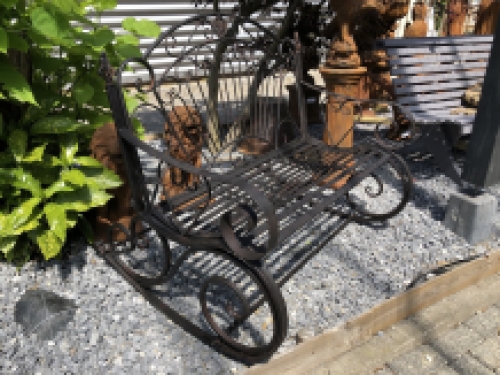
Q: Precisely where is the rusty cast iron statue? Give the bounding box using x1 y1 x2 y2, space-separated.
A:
161 106 203 199
90 122 137 242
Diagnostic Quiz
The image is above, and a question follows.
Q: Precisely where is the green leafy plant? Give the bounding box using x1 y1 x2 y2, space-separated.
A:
0 0 159 266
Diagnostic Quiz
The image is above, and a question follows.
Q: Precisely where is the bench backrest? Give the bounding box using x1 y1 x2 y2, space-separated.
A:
375 35 493 115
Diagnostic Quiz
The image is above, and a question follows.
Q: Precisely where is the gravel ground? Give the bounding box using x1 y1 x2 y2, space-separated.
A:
2 126 500 375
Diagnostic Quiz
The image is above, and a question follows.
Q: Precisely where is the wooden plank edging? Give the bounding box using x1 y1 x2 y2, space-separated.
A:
242 248 500 375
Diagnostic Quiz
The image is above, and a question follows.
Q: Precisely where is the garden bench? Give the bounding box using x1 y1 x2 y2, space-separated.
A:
98 13 413 364
374 35 494 186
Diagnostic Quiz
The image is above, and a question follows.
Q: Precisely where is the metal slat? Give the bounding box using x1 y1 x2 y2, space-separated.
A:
387 52 491 67
391 69 486 86
376 35 494 48
391 61 488 76
394 78 483 96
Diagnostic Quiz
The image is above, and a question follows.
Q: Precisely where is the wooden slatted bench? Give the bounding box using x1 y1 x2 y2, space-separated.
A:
97 13 413 364
375 35 494 186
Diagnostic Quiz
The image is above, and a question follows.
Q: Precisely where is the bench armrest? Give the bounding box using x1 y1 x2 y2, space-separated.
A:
119 128 278 259
299 81 417 147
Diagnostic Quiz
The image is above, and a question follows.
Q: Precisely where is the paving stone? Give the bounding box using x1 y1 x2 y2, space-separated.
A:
387 345 458 375
469 336 500 370
449 353 496 375
430 324 484 362
464 306 500 339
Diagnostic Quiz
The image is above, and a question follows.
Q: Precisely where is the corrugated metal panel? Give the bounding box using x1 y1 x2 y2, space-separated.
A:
94 1 290 84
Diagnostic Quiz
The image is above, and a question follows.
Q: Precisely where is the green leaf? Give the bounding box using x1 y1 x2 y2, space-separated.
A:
44 179 75 199
60 135 78 166
31 116 81 134
115 43 141 59
0 169 42 197
22 144 47 163
8 130 28 162
30 7 60 40
61 168 86 186
35 228 63 260
2 0 17 8
116 34 139 46
0 236 16 256
80 166 122 189
0 61 38 105
72 81 94 104
92 0 118 12
11 208 42 236
122 18 160 38
7 198 41 235
0 27 8 54
90 28 115 48
73 156 103 167
44 203 67 242
54 186 112 212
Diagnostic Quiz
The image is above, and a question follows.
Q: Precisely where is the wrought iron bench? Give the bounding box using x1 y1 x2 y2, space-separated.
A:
98 13 413 364
374 35 494 186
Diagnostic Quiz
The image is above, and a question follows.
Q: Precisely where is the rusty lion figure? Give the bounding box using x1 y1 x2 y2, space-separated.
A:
162 106 204 200
90 122 138 242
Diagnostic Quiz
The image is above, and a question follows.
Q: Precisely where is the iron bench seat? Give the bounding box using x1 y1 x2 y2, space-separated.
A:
98 13 413 365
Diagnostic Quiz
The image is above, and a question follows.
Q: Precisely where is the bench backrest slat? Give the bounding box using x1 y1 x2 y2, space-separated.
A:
375 35 493 119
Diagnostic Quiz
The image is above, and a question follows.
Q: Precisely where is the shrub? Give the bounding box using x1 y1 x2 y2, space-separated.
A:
0 0 159 266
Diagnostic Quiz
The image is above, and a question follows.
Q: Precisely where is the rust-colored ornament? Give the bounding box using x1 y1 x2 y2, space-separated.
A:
444 0 468 36
162 106 203 199
90 122 137 242
405 2 428 37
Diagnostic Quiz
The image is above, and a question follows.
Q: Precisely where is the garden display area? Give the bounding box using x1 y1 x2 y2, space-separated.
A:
2 0 500 374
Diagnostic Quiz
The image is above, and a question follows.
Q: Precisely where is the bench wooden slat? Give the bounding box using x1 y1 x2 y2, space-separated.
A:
387 52 491 67
376 35 494 48
391 61 488 76
396 90 465 105
391 69 486 86
394 78 483 96
404 98 463 112
385 43 493 57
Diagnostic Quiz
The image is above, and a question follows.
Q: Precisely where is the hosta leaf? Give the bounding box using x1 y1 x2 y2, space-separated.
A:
0 169 42 197
0 27 8 54
54 186 112 212
122 18 160 38
43 203 67 242
0 236 17 256
72 81 94 104
35 228 64 260
0 61 38 105
8 130 28 162
44 179 74 199
61 169 86 186
80 166 122 189
22 144 47 163
31 116 79 134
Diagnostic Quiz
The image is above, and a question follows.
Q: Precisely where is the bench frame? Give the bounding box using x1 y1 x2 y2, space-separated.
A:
375 35 494 187
98 13 413 364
